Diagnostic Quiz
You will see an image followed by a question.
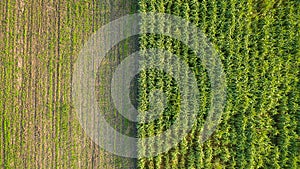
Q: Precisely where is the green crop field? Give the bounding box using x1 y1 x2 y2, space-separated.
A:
137 0 299 168
0 0 138 168
0 0 299 169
